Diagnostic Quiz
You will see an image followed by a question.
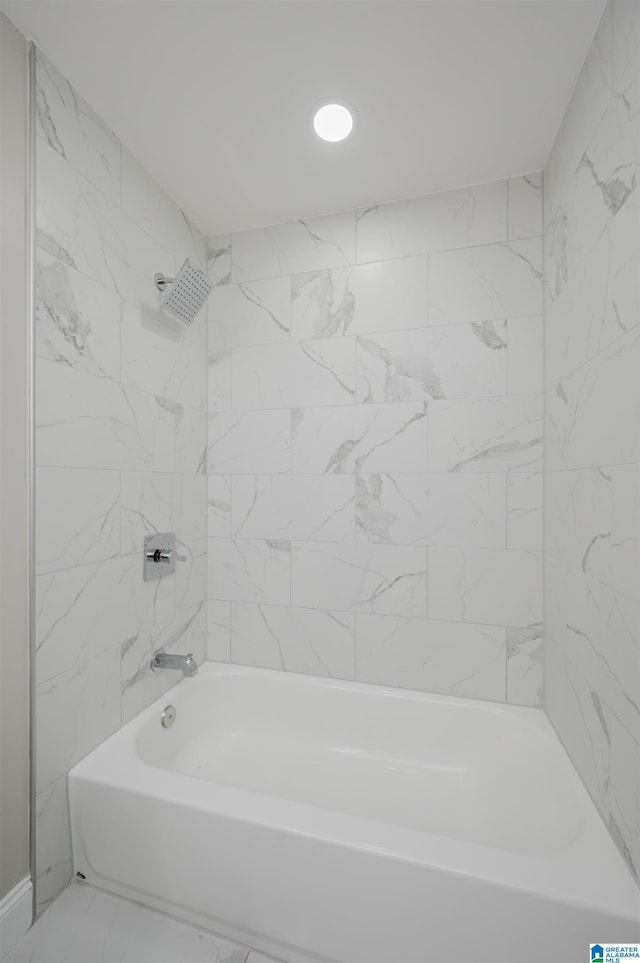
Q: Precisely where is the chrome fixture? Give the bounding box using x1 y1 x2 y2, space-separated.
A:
154 257 212 326
160 705 176 728
143 533 185 582
151 651 199 677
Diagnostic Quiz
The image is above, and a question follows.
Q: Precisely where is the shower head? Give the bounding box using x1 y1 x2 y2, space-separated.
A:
154 258 212 326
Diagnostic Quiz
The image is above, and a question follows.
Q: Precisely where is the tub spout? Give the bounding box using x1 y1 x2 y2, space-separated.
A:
151 650 199 677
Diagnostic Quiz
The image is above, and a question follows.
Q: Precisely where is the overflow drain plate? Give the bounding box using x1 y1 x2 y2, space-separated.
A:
161 705 176 728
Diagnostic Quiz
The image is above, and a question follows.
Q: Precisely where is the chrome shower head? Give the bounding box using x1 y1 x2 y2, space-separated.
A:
154 258 212 326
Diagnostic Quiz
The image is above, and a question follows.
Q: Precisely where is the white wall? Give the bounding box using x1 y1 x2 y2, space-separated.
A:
205 178 544 706
34 51 208 913
544 0 640 882
0 10 30 905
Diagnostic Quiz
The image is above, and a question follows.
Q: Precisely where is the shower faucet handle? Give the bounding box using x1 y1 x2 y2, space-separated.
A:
146 547 186 563
143 533 185 581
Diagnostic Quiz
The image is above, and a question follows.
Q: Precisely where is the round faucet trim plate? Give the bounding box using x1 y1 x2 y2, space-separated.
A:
161 705 176 728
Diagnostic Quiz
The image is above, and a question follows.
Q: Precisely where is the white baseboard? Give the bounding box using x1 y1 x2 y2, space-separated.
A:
0 877 32 960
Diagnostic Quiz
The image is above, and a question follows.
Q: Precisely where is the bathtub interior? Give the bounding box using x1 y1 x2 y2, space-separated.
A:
133 665 580 856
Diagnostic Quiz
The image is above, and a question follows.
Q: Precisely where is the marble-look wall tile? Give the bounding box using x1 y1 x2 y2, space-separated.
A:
34 776 72 916
231 603 355 679
176 539 207 611
208 348 232 412
292 402 427 474
506 625 543 707
209 276 291 348
428 237 543 325
356 473 505 548
546 325 640 471
291 541 427 617
613 0 640 118
545 555 640 740
34 52 210 915
545 465 639 602
610 715 640 879
545 553 640 745
507 473 543 550
545 620 612 820
37 645 122 793
208 538 290 605
232 211 356 281
121 149 206 268
37 359 176 472
35 51 121 204
35 250 121 381
178 473 208 543
356 321 507 403
232 338 356 409
208 409 290 474
121 601 206 724
36 555 174 685
207 234 231 286
121 303 207 410
543 2 640 880
175 405 207 475
207 475 232 538
207 600 231 662
208 174 542 716
544 3 613 222
120 472 179 555
37 140 175 316
36 467 120 574
429 547 542 627
507 174 543 239
566 93 637 261
356 180 507 263
507 316 543 395
232 475 355 542
355 615 506 701
544 190 638 390
429 394 543 473
291 257 427 340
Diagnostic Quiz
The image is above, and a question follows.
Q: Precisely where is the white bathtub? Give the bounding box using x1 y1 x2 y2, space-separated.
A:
69 663 639 963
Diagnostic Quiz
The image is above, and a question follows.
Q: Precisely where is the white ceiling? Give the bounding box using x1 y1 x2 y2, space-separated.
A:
2 0 605 236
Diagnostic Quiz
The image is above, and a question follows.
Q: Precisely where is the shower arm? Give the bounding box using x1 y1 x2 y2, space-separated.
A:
154 272 174 291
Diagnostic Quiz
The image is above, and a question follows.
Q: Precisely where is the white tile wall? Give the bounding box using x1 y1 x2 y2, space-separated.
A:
292 402 427 473
232 338 356 409
34 51 208 912
208 538 291 605
356 322 507 403
209 276 291 348
428 238 543 325
230 603 355 678
208 173 543 722
355 616 506 701
291 257 428 340
232 475 355 541
428 395 543 473
356 473 506 548
544 0 640 884
507 173 543 239
291 542 428 616
232 211 356 281
355 180 507 262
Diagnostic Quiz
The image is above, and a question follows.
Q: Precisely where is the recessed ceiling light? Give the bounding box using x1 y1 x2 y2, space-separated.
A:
313 103 354 143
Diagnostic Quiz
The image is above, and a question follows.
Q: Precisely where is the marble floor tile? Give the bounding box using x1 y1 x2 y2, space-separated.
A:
4 883 253 963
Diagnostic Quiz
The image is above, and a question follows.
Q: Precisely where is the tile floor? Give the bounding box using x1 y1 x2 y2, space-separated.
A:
4 882 281 963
